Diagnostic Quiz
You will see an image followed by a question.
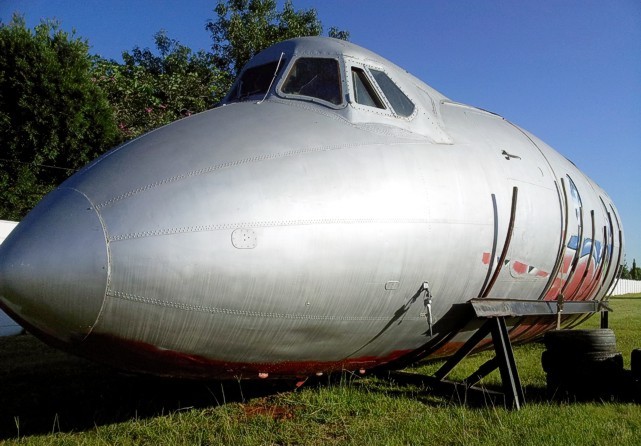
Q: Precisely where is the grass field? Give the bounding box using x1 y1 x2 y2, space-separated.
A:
1 295 640 445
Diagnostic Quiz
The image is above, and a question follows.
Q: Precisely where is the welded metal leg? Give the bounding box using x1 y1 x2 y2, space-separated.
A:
432 317 524 410
489 316 524 409
433 321 492 381
601 310 609 329
464 356 499 387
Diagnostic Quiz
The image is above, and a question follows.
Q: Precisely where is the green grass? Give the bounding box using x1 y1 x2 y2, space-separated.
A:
1 296 640 445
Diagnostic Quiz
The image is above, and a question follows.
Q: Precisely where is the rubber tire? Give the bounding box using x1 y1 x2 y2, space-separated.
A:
544 329 617 354
542 350 623 374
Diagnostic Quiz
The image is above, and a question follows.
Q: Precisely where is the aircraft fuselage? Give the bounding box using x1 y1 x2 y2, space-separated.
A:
0 37 623 378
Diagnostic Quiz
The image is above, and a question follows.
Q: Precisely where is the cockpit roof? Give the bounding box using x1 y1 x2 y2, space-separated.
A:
245 36 383 67
222 37 452 143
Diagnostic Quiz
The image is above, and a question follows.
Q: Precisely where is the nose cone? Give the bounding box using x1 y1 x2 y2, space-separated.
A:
0 187 108 342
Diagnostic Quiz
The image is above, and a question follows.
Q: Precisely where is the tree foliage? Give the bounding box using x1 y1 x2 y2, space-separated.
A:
0 15 119 219
620 259 641 280
621 263 630 279
97 0 349 141
207 0 348 76
1 2 348 219
93 31 230 140
631 259 641 281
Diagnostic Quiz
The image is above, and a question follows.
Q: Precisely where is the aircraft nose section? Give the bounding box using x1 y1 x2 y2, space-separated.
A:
0 188 108 342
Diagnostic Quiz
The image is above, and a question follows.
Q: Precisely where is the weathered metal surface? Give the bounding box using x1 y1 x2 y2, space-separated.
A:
0 37 624 378
470 298 603 318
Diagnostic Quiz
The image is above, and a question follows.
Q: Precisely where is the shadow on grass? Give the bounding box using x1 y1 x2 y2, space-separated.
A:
2 335 638 438
0 335 296 439
359 370 543 409
370 369 640 409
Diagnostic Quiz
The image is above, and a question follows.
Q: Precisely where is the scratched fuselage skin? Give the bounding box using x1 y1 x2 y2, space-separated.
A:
0 38 623 378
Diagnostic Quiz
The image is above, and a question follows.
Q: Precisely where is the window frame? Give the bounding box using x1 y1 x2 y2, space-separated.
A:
369 68 416 118
351 66 386 110
276 56 347 109
347 63 417 120
226 59 288 103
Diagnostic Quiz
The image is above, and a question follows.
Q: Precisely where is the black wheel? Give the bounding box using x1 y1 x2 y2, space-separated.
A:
542 350 623 374
541 349 561 374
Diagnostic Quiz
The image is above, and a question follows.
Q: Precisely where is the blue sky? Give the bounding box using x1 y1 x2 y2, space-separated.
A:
3 0 641 265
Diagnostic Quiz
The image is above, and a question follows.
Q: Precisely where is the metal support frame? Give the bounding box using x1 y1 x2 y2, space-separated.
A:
601 310 609 329
433 316 524 409
380 298 611 410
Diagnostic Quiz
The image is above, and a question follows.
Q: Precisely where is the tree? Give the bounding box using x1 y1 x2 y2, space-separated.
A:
93 30 229 140
620 262 631 280
0 5 349 219
0 15 119 219
632 259 640 281
206 0 349 77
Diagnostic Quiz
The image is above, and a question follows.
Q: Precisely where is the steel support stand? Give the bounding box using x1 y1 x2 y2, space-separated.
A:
383 299 605 409
601 310 609 329
432 316 524 410
487 316 524 409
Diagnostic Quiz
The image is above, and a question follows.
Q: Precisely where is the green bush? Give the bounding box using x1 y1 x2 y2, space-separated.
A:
0 15 119 219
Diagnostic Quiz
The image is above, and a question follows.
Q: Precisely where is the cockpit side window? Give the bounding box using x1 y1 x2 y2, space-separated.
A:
281 58 342 105
370 69 415 117
228 60 287 101
351 67 385 109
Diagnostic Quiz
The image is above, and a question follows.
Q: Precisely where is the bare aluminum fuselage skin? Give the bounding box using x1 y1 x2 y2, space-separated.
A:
0 38 623 378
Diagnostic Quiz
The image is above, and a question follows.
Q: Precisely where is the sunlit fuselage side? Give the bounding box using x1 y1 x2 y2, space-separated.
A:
0 37 623 378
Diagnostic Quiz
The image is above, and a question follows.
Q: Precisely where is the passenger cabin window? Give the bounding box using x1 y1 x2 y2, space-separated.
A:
281 58 342 105
228 60 286 101
351 67 385 109
370 69 415 117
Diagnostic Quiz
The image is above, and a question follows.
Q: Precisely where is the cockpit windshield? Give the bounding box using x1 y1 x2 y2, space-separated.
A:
370 69 415 117
281 58 342 105
228 60 287 101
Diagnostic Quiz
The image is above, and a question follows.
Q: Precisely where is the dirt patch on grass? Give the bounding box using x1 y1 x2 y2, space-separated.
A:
241 399 299 421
